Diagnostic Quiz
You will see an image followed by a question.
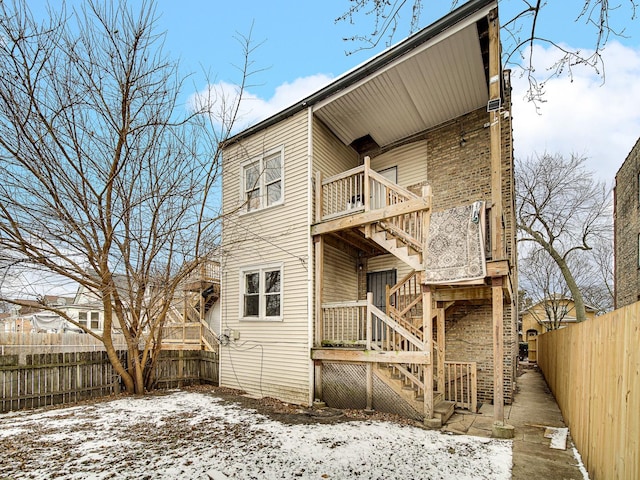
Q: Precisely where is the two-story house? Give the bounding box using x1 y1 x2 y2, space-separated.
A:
219 0 516 426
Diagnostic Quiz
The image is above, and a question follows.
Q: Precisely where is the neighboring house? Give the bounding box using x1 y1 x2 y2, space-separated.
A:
67 264 221 348
522 297 598 335
521 296 597 362
614 136 640 308
220 0 516 426
2 296 76 333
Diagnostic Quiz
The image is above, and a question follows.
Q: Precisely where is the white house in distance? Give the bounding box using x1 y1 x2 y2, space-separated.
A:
219 0 516 426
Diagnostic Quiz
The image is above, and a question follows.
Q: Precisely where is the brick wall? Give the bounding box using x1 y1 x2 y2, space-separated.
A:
350 74 517 405
614 138 640 308
443 302 514 405
424 73 516 404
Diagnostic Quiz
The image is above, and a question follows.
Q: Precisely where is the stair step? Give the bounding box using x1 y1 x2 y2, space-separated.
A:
434 400 456 424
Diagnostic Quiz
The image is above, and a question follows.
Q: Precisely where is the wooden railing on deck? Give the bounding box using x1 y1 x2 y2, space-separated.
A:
321 296 423 350
444 361 477 412
183 261 220 284
161 322 202 347
317 158 429 248
320 165 366 220
321 301 367 346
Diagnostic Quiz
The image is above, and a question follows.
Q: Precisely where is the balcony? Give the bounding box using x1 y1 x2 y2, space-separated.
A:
312 157 430 236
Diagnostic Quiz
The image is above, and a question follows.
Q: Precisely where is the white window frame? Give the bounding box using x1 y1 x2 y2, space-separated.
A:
239 264 283 321
240 146 284 213
78 310 101 330
90 311 100 330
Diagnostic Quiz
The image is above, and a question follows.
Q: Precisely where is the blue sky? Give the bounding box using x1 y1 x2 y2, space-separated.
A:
9 0 639 298
153 0 640 183
28 0 640 182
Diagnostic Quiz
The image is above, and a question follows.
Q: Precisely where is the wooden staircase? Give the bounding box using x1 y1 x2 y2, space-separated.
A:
160 274 220 352
369 295 455 425
313 157 474 424
369 229 423 270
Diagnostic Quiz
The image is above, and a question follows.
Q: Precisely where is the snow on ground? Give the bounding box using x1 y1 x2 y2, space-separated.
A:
0 390 512 479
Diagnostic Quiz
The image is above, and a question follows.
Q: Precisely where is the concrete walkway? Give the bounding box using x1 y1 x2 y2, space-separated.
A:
442 366 587 479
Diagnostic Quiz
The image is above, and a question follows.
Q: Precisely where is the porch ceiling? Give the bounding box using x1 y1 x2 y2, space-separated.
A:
313 21 489 149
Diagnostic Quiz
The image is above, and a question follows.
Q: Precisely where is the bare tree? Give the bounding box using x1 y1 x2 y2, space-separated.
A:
0 1 249 394
337 0 638 101
516 153 613 323
519 242 612 332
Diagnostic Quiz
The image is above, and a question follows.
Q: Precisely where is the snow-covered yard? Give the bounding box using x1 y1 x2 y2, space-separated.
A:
0 388 512 479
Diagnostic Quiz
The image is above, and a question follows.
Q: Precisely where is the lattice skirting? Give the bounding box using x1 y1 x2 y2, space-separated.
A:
322 363 422 421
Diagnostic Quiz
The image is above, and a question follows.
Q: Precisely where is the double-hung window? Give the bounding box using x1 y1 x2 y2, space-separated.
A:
90 312 100 329
241 265 282 320
78 311 100 330
242 147 283 212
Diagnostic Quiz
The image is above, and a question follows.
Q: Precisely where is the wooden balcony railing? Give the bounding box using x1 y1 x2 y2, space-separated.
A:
444 361 477 412
160 322 202 346
315 158 430 247
320 294 423 351
320 301 367 346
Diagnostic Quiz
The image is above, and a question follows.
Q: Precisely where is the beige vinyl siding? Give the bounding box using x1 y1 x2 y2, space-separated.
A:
323 245 358 303
368 254 413 280
370 140 428 191
312 117 358 179
221 111 311 405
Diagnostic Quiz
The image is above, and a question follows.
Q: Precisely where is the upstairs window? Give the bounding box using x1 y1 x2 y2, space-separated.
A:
241 265 282 320
242 148 283 212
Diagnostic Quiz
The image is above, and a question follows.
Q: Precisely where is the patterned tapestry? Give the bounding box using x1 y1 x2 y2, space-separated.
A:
423 201 486 284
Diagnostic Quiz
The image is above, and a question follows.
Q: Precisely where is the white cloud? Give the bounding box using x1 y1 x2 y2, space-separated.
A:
190 74 334 133
511 41 640 183
194 42 640 185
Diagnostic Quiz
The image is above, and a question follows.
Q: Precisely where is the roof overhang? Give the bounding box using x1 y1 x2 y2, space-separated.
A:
224 0 497 148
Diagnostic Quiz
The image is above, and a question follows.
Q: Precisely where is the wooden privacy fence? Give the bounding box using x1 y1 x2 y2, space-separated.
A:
0 351 124 413
538 303 640 480
0 332 130 355
1 349 219 413
152 350 218 389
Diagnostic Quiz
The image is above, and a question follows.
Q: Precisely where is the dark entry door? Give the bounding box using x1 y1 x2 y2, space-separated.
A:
367 269 396 342
367 269 397 313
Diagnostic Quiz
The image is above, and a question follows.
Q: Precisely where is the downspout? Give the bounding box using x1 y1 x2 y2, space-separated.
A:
306 106 315 407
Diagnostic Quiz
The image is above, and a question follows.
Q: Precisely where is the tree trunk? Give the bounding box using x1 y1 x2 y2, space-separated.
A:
545 243 587 323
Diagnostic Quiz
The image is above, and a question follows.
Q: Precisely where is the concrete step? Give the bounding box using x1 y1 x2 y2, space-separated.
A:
434 400 456 424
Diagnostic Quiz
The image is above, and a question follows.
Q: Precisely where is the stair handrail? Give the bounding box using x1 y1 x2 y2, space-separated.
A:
367 168 420 203
200 318 220 352
368 301 423 351
368 167 431 249
386 270 423 340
